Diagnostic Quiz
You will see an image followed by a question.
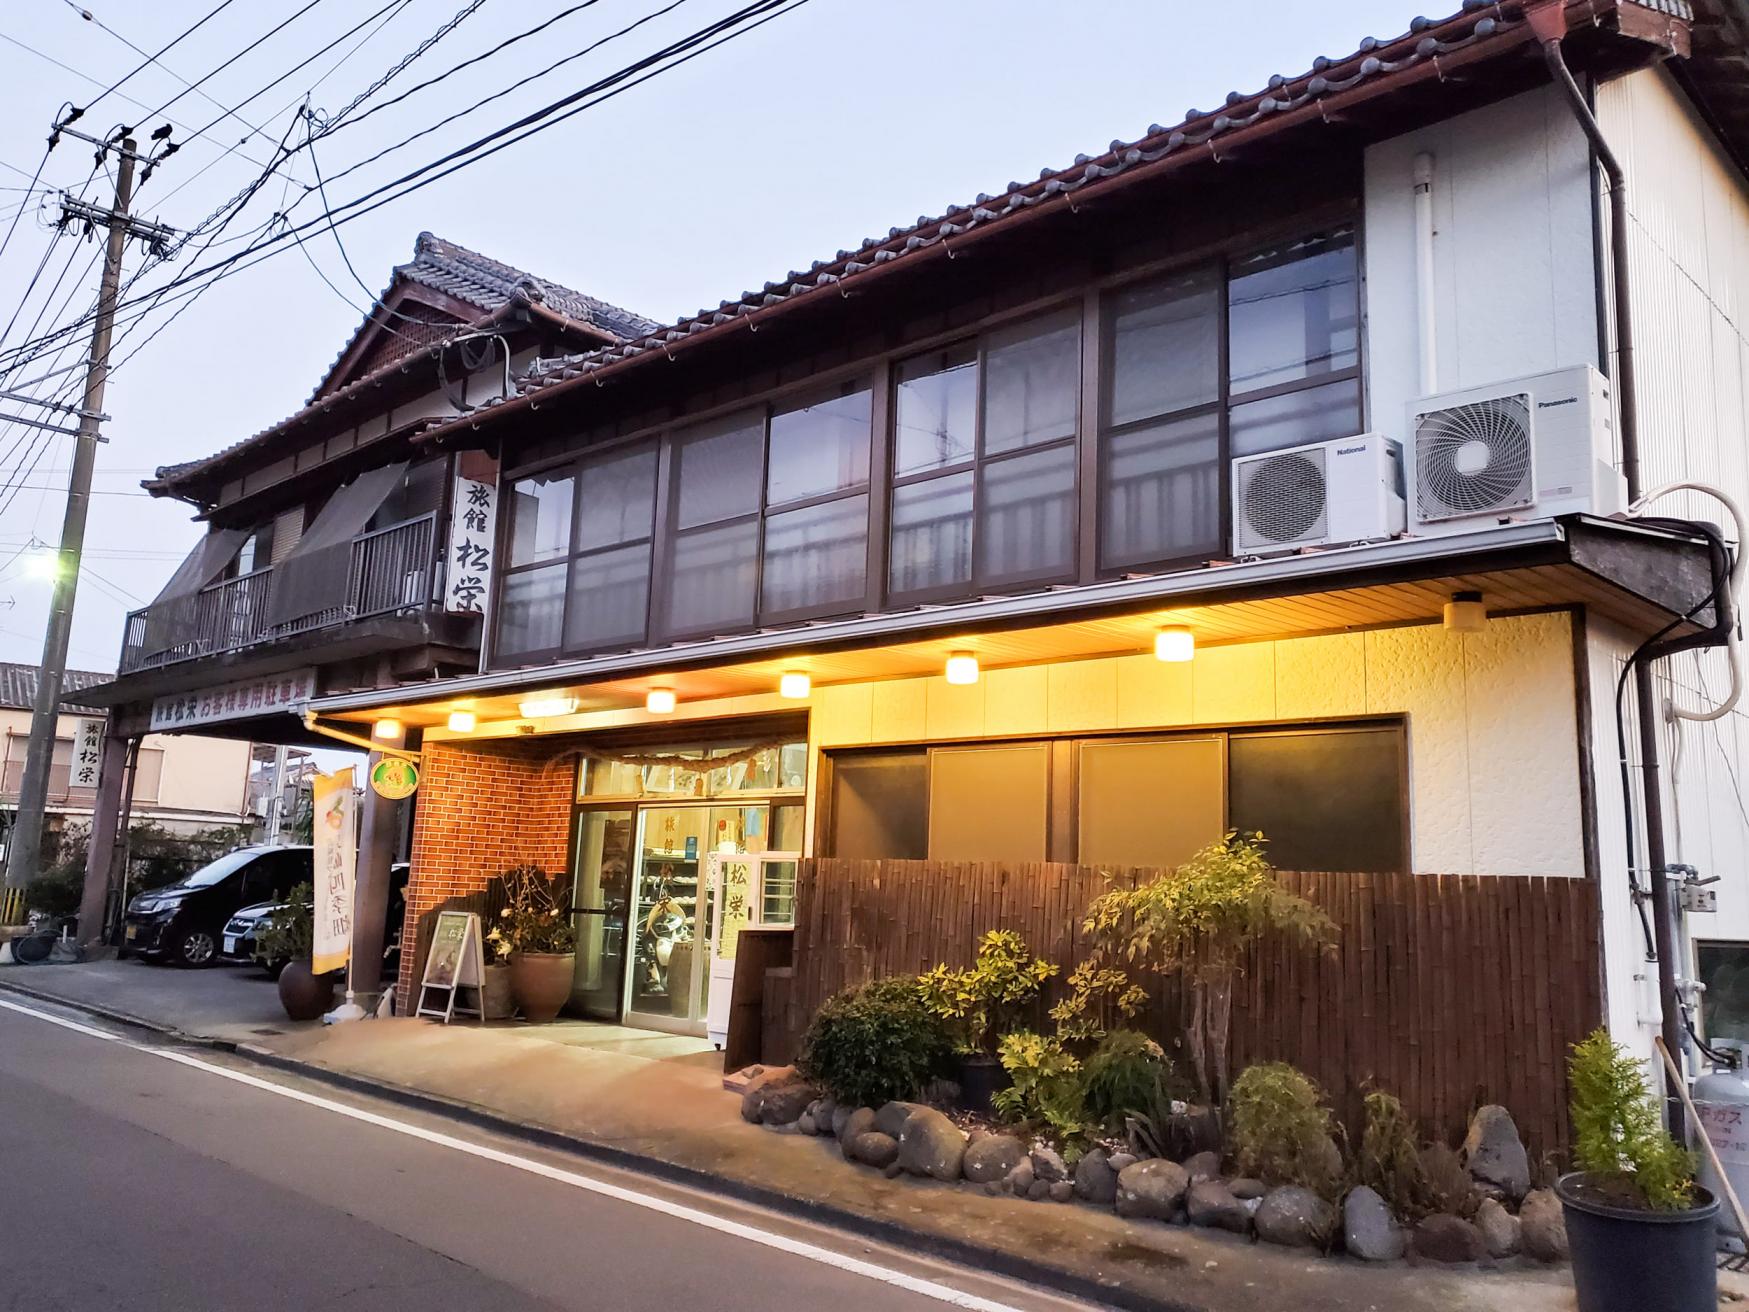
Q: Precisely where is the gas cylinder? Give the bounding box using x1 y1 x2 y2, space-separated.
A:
1692 1045 1749 1252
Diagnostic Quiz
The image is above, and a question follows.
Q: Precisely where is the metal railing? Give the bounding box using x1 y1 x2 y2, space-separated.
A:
118 513 441 674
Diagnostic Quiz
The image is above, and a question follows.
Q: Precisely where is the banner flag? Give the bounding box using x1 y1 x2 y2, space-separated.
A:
311 767 357 976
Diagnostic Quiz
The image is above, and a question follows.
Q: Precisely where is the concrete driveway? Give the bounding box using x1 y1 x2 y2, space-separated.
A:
1 956 302 1043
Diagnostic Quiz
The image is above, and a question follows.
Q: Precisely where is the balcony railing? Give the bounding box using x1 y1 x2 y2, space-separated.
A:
119 513 440 675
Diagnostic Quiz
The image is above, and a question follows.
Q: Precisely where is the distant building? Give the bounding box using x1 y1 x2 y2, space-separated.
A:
0 663 253 839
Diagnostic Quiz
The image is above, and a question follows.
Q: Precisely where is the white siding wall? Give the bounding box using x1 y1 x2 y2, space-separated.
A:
1591 67 1749 1054
1363 84 1602 441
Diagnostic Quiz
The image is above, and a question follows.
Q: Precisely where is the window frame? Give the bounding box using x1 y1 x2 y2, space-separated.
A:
886 311 1083 606
1094 224 1364 578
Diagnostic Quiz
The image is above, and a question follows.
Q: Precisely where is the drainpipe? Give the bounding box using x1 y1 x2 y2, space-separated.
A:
1531 4 1683 1120
1412 152 1438 395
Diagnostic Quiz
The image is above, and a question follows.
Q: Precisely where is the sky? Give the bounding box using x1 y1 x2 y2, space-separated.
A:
0 0 1415 674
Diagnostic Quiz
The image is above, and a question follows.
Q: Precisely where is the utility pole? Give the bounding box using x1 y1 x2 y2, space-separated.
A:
1 131 149 922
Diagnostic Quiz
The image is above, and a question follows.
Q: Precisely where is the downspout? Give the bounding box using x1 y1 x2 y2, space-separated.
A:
1413 152 1439 395
1531 5 1683 1115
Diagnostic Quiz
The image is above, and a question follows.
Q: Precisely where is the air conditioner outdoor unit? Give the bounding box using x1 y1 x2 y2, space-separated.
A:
1409 364 1623 530
1231 433 1405 556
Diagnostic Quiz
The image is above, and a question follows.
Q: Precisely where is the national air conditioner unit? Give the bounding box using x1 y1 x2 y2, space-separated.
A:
1409 365 1623 531
1230 433 1405 556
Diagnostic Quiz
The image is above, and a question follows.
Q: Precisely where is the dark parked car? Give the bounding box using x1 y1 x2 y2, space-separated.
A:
121 846 313 967
220 863 409 978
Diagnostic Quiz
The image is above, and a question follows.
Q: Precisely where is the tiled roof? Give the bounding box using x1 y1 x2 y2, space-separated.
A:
148 234 657 497
0 662 111 713
430 0 1685 438
397 232 659 341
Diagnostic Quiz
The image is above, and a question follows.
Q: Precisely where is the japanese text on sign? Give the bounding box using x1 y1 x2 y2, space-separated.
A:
446 477 497 614
71 716 104 789
148 669 316 732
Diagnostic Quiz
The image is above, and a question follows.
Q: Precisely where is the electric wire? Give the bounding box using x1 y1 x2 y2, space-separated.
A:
67 0 243 116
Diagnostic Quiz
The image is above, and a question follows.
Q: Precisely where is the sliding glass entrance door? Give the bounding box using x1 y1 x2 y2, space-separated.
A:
571 809 632 1020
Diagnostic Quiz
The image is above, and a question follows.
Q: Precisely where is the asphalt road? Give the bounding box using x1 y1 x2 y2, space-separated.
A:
0 998 1095 1312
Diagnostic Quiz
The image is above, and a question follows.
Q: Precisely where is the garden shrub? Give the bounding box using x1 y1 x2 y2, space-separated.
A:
1356 1090 1432 1218
917 930 1056 1056
1569 1028 1696 1210
994 1030 1089 1144
1416 1141 1477 1218
799 977 953 1108
1082 1029 1173 1129
1229 1062 1340 1193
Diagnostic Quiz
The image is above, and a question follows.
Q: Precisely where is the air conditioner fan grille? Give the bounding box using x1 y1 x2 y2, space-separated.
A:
1415 393 1535 520
1239 450 1327 548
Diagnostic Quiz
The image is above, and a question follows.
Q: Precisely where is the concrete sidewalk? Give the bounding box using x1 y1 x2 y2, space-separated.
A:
0 960 1591 1312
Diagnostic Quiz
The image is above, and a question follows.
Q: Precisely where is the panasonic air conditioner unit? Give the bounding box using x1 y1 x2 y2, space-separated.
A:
1231 433 1405 556
1409 365 1623 530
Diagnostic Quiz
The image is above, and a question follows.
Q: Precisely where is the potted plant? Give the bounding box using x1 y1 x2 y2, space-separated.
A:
918 930 1056 1114
485 863 576 1023
254 882 334 1021
1558 1029 1718 1312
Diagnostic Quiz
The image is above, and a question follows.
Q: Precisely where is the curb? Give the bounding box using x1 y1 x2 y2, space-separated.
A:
0 979 1187 1312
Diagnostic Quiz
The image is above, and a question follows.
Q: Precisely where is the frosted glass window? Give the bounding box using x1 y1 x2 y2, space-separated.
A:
1101 410 1221 567
1107 267 1220 426
508 473 573 565
927 744 1049 863
1078 737 1225 869
1227 229 1359 396
890 471 972 595
894 347 977 476
979 444 1075 582
767 387 871 505
983 311 1079 454
674 412 763 528
761 494 867 614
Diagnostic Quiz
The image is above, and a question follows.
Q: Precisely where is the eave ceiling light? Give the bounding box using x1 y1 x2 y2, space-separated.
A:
944 652 979 686
518 694 578 719
446 710 477 733
1443 591 1489 633
1154 626 1196 663
646 688 677 714
372 717 404 741
779 672 811 700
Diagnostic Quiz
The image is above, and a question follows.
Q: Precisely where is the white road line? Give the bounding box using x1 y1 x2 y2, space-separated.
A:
0 996 1043 1312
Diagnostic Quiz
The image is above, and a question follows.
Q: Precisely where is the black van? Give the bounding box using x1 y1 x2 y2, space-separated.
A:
121 845 313 967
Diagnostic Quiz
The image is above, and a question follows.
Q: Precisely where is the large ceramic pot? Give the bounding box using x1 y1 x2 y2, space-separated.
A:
508 952 574 1022
278 960 335 1022
1557 1172 1719 1312
481 962 516 1020
958 1055 1009 1116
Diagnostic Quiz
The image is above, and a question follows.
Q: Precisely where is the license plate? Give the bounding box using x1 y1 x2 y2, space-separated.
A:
125 925 137 942
223 936 237 955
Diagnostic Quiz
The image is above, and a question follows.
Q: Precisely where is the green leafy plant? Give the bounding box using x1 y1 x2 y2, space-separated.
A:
1084 832 1336 1102
993 1030 1090 1144
1049 960 1148 1046
484 863 575 961
917 930 1057 1057
1083 1029 1176 1129
1229 1062 1341 1195
254 882 314 964
1356 1091 1439 1219
799 977 954 1107
1569 1028 1696 1211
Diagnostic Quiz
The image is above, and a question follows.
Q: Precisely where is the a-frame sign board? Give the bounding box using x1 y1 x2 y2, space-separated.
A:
415 910 486 1023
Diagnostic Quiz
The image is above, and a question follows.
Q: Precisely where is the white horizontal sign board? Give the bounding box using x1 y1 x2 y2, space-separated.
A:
149 668 316 731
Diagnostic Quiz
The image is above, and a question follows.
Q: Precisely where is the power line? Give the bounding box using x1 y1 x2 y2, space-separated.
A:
65 0 243 117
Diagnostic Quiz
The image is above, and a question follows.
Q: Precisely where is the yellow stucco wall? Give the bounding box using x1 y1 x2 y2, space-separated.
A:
806 611 1586 877
0 708 251 819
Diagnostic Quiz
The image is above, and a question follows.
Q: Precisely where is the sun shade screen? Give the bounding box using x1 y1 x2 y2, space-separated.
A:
266 462 408 627
1077 737 1225 869
140 526 248 656
927 744 1049 863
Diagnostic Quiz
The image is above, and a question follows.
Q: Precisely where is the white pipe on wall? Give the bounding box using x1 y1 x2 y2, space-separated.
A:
1412 151 1438 396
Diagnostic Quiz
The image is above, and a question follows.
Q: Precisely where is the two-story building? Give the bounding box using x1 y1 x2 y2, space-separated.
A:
73 233 657 956
101 0 1749 1153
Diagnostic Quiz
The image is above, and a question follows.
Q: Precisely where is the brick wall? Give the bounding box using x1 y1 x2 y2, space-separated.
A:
396 738 573 1001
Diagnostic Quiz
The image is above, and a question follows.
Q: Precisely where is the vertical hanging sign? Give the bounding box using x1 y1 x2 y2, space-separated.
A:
70 716 104 790
446 476 497 614
311 767 357 975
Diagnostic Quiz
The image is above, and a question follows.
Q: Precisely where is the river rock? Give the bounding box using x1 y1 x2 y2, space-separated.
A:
1186 1180 1252 1234
1107 1152 1138 1171
1342 1185 1405 1261
1228 1177 1267 1201
1026 1178 1051 1201
1519 1188 1569 1262
898 1106 967 1181
1030 1144 1069 1183
1182 1150 1222 1183
815 1098 837 1133
848 1131 899 1169
963 1134 1026 1184
1462 1105 1530 1202
831 1104 854 1139
875 1100 927 1139
760 1079 820 1126
1073 1148 1119 1204
1413 1214 1486 1263
796 1112 817 1136
1255 1186 1335 1249
1475 1197 1521 1258
1048 1180 1074 1203
838 1107 877 1156
1007 1159 1035 1195
1115 1159 1190 1221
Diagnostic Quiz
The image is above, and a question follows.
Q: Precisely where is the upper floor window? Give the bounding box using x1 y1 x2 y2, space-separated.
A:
1098 226 1360 572
889 310 1080 600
